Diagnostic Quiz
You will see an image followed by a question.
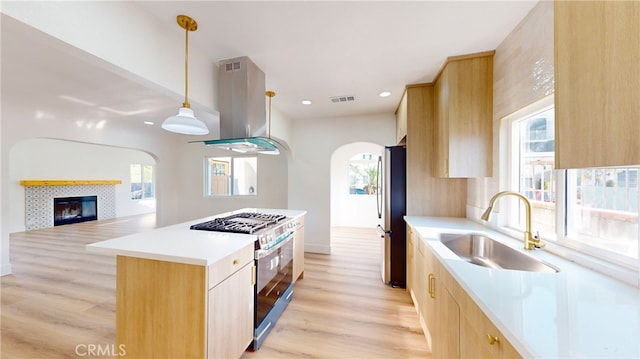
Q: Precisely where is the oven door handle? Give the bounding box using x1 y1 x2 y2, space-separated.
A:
255 232 294 260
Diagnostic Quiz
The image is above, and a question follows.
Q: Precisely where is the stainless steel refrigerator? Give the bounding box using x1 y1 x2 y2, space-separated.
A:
376 145 406 288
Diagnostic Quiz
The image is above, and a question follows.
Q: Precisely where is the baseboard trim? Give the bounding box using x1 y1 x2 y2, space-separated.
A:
304 243 330 255
1 263 13 276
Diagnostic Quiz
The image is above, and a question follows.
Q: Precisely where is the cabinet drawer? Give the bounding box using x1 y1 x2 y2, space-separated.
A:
208 243 254 289
460 296 521 359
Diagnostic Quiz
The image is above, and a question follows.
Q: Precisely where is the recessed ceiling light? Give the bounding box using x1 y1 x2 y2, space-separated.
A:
301 100 312 105
99 106 151 116
59 95 96 107
379 91 391 97
144 121 155 125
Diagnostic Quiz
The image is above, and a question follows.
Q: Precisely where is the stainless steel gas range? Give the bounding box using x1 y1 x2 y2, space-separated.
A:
190 211 300 350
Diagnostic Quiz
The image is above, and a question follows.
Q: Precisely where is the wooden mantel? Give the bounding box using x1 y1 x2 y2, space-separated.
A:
20 180 122 186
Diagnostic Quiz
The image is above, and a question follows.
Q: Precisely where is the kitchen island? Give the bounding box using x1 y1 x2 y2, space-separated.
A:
87 208 306 359
405 216 639 358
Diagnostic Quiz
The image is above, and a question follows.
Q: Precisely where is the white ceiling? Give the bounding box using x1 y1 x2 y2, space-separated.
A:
2 1 538 135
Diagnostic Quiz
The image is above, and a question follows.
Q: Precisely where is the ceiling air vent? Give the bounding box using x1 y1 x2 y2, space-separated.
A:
330 95 356 103
224 61 242 72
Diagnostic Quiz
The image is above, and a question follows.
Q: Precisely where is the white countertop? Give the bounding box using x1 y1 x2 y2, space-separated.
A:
404 216 640 359
86 208 306 266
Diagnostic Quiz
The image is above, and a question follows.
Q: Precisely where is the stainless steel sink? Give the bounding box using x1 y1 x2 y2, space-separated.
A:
440 233 560 273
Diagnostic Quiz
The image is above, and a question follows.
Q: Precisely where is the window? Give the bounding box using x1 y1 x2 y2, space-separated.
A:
505 97 639 270
566 168 639 262
510 106 557 238
130 164 155 200
348 153 379 195
205 156 257 196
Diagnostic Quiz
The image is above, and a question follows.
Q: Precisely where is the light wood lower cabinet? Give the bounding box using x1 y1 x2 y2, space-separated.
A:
459 309 520 359
406 226 415 297
293 217 305 283
417 236 429 338
408 228 428 339
116 243 255 359
423 238 460 358
407 229 521 358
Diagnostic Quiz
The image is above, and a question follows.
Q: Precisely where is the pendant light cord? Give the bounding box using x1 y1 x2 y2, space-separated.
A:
266 91 275 138
183 25 190 109
268 93 272 137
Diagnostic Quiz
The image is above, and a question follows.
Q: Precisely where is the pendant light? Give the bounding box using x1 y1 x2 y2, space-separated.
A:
162 15 209 135
259 90 280 155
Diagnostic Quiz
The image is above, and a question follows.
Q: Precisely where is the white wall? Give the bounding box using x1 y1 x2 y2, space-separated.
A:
289 113 395 254
0 93 4 275
167 142 289 224
331 142 384 228
9 139 157 233
0 1 216 111
0 4 293 276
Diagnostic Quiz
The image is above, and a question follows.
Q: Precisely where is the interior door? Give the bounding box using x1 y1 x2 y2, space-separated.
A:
209 160 230 196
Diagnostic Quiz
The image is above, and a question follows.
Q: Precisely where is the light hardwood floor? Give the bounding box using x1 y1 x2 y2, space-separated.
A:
1 215 429 358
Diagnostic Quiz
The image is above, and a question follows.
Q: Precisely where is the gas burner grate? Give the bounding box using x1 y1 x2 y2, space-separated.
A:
190 212 287 234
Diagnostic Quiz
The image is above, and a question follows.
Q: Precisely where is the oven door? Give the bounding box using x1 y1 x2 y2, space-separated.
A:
254 235 293 329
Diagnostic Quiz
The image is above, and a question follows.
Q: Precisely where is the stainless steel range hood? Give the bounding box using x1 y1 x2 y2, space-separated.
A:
196 56 281 155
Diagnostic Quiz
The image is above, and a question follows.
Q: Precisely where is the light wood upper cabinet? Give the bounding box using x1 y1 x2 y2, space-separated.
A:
403 84 467 217
396 91 408 144
554 1 640 168
434 51 494 178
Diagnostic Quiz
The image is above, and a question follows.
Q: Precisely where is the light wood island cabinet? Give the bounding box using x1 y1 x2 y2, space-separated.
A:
293 216 305 282
116 243 255 359
433 51 494 178
554 0 640 169
207 244 255 359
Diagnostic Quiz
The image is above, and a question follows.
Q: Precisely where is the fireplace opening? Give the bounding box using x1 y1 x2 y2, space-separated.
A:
54 196 98 226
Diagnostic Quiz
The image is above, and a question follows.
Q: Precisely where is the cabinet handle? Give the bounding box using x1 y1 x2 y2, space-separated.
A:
486 334 500 345
428 273 436 299
251 265 256 286
233 259 239 265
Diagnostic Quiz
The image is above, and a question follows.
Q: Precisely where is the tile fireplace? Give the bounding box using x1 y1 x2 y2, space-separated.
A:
54 196 98 226
22 182 118 231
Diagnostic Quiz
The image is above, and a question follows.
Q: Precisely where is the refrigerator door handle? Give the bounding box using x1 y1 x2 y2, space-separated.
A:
376 224 390 238
376 155 383 219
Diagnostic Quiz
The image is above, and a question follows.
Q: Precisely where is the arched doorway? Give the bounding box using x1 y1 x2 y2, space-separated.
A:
330 142 384 228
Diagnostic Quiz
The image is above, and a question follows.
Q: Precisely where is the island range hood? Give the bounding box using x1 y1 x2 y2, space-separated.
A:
196 56 281 155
